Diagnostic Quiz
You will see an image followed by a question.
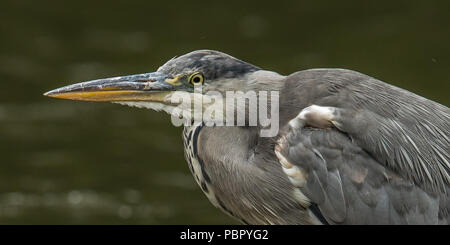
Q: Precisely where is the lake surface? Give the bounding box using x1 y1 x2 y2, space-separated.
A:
0 0 448 224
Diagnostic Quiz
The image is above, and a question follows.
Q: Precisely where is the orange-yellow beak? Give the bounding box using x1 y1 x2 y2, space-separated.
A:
44 72 177 103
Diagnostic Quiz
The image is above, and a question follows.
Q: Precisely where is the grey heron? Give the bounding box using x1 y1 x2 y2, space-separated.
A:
44 50 450 225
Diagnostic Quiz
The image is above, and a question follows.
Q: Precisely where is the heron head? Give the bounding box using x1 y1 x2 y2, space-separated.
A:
44 50 283 126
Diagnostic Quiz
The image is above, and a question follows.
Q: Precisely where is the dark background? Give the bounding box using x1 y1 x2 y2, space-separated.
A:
0 0 448 224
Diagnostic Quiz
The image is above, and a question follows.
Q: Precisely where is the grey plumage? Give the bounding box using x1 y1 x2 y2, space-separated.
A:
177 51 450 224
157 50 261 80
45 50 450 224
275 68 450 224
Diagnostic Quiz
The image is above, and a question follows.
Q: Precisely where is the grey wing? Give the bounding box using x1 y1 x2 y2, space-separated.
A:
282 69 450 193
276 69 450 224
275 124 448 224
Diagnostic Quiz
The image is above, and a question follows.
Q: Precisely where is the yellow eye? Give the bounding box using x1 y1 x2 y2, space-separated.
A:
188 72 204 85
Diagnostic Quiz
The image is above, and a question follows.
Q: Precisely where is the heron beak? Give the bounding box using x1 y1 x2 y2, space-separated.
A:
43 72 179 103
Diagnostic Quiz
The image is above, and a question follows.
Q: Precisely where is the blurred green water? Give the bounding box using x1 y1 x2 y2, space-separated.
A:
0 0 448 224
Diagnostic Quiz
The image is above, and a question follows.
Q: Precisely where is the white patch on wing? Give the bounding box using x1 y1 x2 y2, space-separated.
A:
296 105 336 129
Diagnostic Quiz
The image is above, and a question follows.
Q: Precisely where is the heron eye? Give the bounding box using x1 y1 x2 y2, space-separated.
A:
188 73 204 85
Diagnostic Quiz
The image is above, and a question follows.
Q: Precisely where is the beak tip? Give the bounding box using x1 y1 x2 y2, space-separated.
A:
43 90 57 97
